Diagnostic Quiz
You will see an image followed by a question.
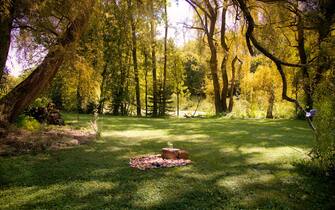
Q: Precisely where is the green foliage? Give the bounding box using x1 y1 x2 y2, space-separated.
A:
183 56 206 98
311 72 335 175
16 115 41 131
29 97 50 109
0 73 18 98
0 0 12 20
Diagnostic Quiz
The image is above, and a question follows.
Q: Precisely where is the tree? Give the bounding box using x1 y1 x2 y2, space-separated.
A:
162 0 169 115
228 56 243 112
142 48 150 116
183 56 206 98
220 1 229 112
186 0 223 115
128 0 141 116
0 0 95 124
235 0 335 173
149 0 158 117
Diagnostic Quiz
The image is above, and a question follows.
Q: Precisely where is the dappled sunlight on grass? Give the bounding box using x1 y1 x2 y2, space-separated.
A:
237 146 309 164
1 115 334 209
133 180 165 207
104 129 170 139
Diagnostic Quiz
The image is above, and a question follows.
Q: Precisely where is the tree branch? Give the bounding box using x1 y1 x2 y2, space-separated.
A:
235 0 317 133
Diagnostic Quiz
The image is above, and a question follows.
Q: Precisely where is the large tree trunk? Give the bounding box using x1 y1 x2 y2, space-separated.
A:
207 16 223 115
209 44 222 115
162 0 168 116
0 1 14 82
150 0 158 117
128 0 141 116
0 1 94 124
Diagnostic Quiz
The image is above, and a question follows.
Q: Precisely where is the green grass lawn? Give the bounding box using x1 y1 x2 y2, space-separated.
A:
1 114 334 209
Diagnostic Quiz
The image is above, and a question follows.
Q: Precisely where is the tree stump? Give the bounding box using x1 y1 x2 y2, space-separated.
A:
177 150 189 159
162 148 189 160
162 148 179 159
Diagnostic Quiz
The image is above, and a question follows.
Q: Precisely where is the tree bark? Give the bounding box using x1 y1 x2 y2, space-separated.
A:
209 42 222 115
0 0 95 124
128 0 141 116
220 4 229 112
0 1 14 83
207 11 223 115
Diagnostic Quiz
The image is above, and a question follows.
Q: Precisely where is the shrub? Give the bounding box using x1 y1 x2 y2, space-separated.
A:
310 72 335 176
25 98 65 125
16 115 41 131
28 97 51 110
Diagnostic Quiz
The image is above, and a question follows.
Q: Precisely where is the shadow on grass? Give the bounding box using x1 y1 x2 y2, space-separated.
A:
0 116 333 209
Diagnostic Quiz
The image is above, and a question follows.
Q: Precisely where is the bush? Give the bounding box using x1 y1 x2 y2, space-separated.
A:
16 115 41 131
310 72 335 176
28 97 51 110
25 98 65 125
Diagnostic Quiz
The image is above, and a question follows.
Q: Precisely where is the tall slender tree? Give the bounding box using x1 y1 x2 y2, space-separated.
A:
220 1 229 112
128 0 141 116
162 0 169 115
149 0 158 117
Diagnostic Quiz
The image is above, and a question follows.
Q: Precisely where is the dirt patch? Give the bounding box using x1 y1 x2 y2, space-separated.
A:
0 127 96 156
130 154 192 170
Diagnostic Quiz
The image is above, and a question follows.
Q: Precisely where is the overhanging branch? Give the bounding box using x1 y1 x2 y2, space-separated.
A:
235 0 317 133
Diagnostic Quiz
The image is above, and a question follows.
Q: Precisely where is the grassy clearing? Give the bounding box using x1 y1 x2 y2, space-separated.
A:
0 114 334 209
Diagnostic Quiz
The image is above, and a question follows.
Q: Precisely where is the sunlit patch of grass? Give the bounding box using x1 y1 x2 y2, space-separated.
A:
106 129 170 139
0 115 334 209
